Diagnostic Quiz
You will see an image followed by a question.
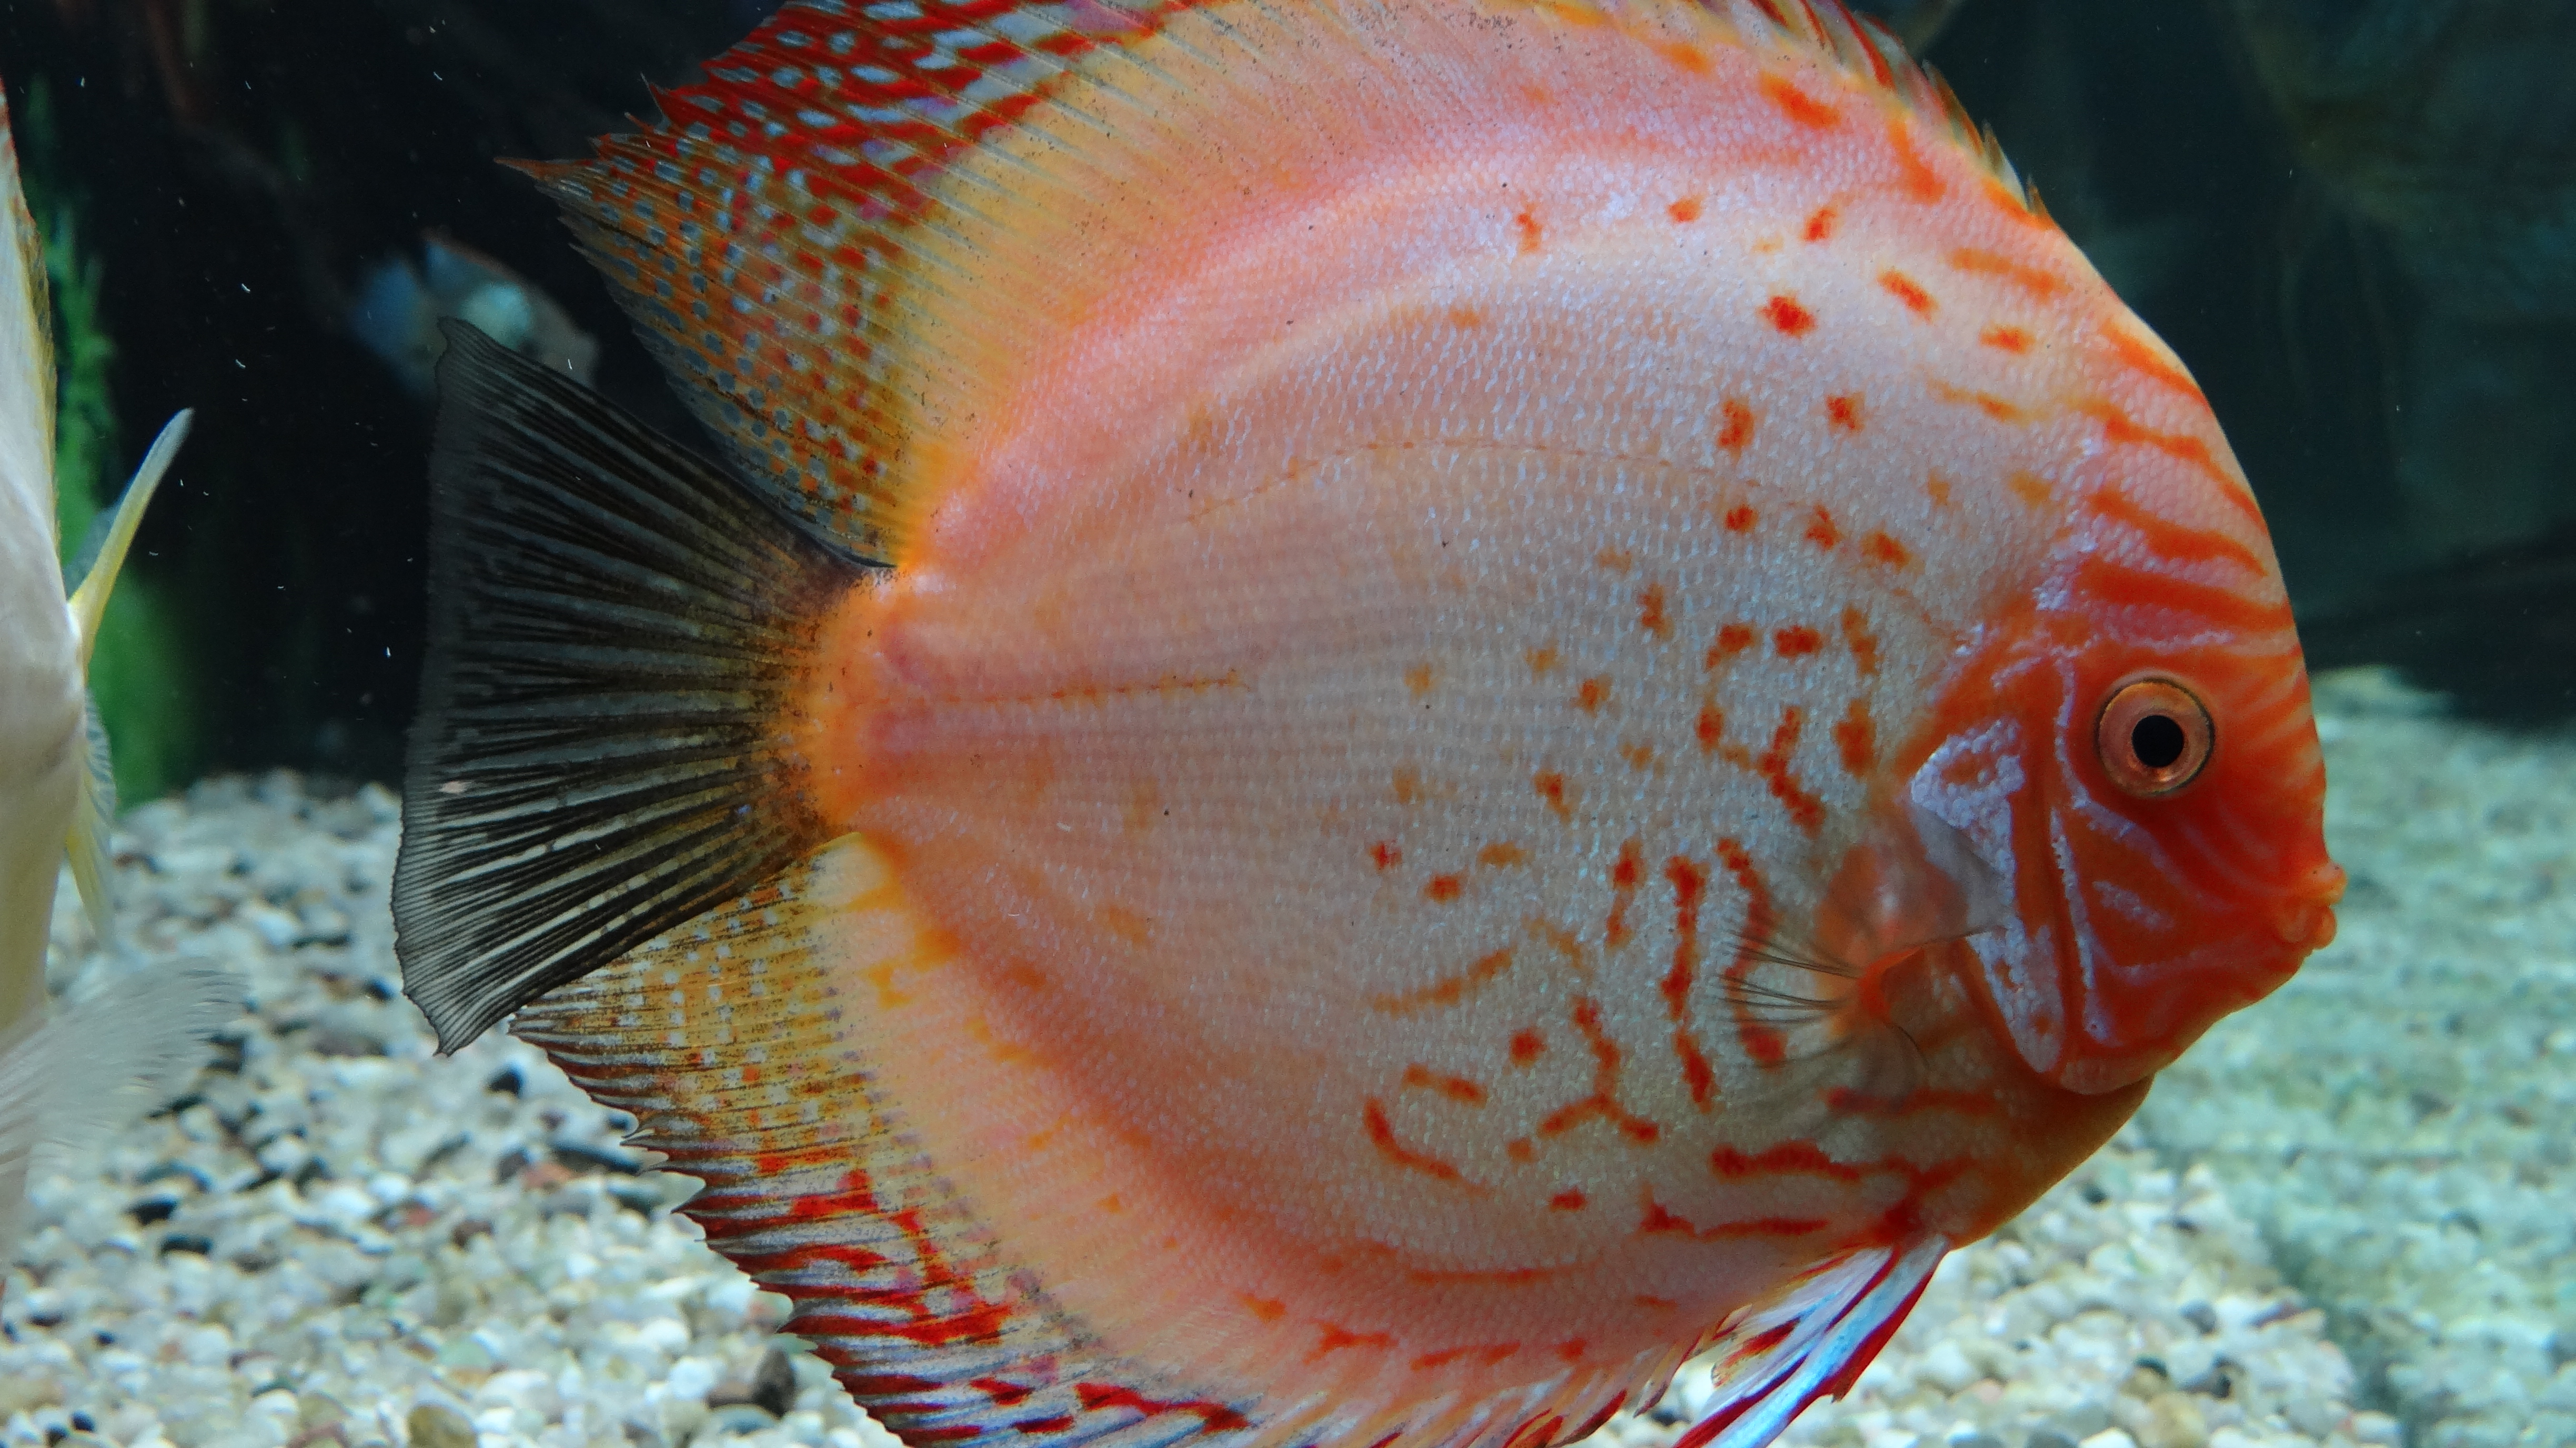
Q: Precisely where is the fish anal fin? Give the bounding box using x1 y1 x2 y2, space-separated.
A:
1669 1235 1946 1448
519 834 1688 1448
515 837 1225 1448
392 323 868 1052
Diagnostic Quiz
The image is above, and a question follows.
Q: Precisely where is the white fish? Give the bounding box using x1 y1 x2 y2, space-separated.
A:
0 79 231 1264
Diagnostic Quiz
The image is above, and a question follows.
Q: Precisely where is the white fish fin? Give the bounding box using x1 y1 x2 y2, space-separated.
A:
0 958 236 1256
1671 1234 1948 1448
67 407 189 662
0 79 55 525
65 692 115 941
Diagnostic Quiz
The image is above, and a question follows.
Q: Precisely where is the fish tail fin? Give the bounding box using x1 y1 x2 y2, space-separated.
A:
1668 1236 1947 1448
393 321 867 1051
0 956 236 1256
53 408 189 937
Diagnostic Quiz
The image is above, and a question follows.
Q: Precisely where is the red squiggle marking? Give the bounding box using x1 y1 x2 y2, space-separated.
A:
1364 1099 1468 1182
1805 506 1841 550
1774 625 1822 657
1762 73 1841 129
1403 1063 1488 1104
1664 855 1716 1111
1756 708 1826 834
1311 1323 1396 1362
1537 998 1662 1144
1716 839 1788 1065
1641 1195 1829 1239
1710 1140 1865 1183
1369 841 1401 870
2077 398 2263 524
1371 948 1513 1015
1833 696 1874 775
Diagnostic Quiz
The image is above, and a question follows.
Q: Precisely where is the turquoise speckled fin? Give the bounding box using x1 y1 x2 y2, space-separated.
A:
1671 1235 1948 1448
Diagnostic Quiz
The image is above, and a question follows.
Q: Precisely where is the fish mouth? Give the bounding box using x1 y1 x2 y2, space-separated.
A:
2269 860 2346 951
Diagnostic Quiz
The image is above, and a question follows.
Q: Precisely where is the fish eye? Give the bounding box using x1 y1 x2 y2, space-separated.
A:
2094 675 2214 798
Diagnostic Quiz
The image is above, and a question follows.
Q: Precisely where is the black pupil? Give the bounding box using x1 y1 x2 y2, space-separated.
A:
2130 713 2188 771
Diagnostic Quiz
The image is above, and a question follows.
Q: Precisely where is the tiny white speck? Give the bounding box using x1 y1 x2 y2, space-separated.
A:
439 780 467 796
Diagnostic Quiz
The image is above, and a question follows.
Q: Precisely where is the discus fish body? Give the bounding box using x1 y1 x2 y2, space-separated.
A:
396 3 2342 1445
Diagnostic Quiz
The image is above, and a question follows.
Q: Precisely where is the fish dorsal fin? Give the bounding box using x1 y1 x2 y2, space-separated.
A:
527 0 2040 561
0 82 53 519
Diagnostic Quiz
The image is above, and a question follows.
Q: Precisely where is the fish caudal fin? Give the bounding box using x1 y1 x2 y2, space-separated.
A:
1667 1236 1947 1448
393 322 866 1051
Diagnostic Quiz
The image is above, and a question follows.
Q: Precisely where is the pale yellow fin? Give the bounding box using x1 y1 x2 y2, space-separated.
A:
67 407 188 661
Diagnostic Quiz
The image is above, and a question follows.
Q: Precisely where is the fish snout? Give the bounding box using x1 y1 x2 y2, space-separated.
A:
2269 860 2346 950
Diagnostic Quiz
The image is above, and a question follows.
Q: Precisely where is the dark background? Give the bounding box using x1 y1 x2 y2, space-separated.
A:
2 0 2570 793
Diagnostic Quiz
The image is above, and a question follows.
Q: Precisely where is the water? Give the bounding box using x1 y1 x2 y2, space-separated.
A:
1 3 2569 1447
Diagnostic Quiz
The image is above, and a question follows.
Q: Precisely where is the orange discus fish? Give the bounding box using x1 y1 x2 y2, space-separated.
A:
392 3 2345 1446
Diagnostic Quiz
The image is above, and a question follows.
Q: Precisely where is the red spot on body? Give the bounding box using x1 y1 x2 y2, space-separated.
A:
1861 530 1911 566
1535 771 1570 819
2008 469 2052 507
1549 1190 1588 1211
1364 1099 1467 1182
1981 325 2031 354
1511 1029 1547 1066
1950 246 2065 299
1528 646 1559 676
1833 697 1875 775
1708 622 1755 665
1236 1295 1287 1322
1515 207 1543 254
1717 398 1756 453
1312 1323 1397 1361
1596 548 1634 574
1840 607 1880 677
1722 504 1758 532
2106 325 2206 401
1761 73 1840 129
1370 841 1402 871
1805 506 1841 550
1575 677 1609 713
1638 585 1670 639
1763 295 1816 336
1606 838 1644 948
1556 1339 1589 1362
1425 874 1464 902
1926 472 1955 507
1879 270 1935 317
1887 116 1947 202
1773 625 1822 657
1695 702 1725 753
1825 394 1864 432
1669 196 1703 223
1479 842 1527 867
1802 205 1837 242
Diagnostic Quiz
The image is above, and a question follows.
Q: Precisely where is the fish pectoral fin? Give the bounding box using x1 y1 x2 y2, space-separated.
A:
1671 1234 1948 1448
0 957 237 1255
393 323 869 1053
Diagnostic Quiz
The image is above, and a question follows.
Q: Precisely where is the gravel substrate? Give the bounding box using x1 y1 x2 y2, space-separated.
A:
3 668 2561 1448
